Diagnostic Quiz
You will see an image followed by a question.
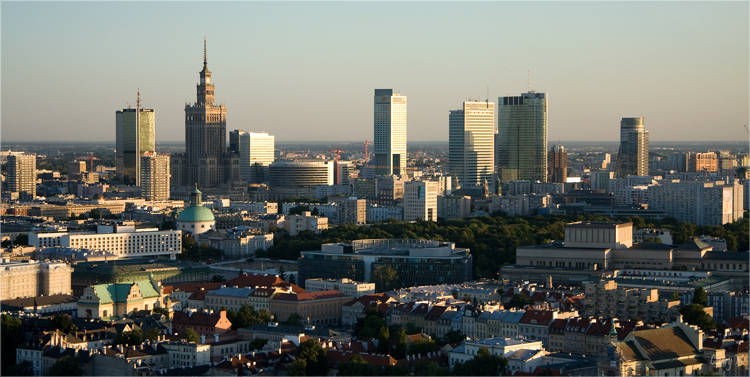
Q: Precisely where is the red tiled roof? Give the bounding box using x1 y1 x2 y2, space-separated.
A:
326 349 397 367
549 318 568 334
272 290 349 302
165 282 224 293
727 316 749 330
529 292 547 302
425 306 448 321
344 293 391 307
172 310 225 326
519 310 555 326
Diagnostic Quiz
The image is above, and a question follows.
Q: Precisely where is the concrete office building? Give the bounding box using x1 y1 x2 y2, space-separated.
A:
1 259 73 300
115 94 155 186
373 89 407 176
449 101 495 189
140 153 171 201
68 160 87 179
6 153 36 198
548 144 568 183
689 152 719 173
615 117 649 178
268 160 333 187
171 39 240 188
403 180 438 222
298 239 473 288
497 92 548 184
646 180 743 226
231 130 275 183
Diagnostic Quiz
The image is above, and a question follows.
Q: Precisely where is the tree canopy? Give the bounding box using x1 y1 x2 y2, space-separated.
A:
371 265 400 292
181 328 201 343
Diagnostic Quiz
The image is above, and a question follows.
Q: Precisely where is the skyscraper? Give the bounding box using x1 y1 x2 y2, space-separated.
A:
6 153 36 199
171 38 239 188
115 92 155 186
141 153 171 201
448 100 495 189
615 117 649 178
373 89 406 177
548 144 568 183
232 130 275 183
497 91 548 184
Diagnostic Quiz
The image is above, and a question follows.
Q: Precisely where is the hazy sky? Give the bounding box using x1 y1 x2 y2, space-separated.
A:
2 1 748 143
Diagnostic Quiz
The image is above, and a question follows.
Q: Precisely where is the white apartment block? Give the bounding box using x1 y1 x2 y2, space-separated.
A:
647 180 743 225
403 181 438 222
1 259 72 300
160 341 211 368
284 211 328 236
304 278 375 298
29 223 181 260
366 205 403 223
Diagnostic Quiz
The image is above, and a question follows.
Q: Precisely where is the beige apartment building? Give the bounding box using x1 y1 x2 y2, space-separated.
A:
584 280 680 323
0 259 72 300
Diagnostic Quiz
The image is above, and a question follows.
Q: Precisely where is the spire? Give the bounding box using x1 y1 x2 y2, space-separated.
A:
203 36 207 67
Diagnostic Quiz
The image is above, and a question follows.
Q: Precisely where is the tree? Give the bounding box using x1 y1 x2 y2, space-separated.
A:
670 291 680 301
393 327 408 359
114 330 144 346
278 264 287 281
405 322 422 335
288 205 310 216
146 327 161 341
413 360 450 376
46 355 84 376
505 294 529 310
14 234 29 246
250 338 268 351
692 286 707 306
2 314 25 376
182 328 201 343
377 326 390 355
443 330 465 344
289 273 297 285
371 265 400 292
152 306 170 317
295 339 328 376
679 304 717 331
90 209 102 219
50 313 76 332
211 274 225 282
407 338 437 356
337 354 380 376
452 346 509 376
281 312 305 327
287 359 307 376
7 360 34 376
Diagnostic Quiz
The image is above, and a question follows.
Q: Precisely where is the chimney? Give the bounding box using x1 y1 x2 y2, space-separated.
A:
189 311 193 317
200 334 206 344
214 333 219 343
220 310 227 319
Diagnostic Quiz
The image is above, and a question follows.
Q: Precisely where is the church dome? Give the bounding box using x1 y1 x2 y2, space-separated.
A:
177 187 215 223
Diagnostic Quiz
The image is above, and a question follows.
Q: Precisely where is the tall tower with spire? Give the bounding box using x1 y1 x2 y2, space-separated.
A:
173 37 239 188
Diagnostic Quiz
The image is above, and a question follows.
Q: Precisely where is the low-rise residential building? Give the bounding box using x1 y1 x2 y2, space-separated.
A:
448 337 543 368
194 228 273 259
284 211 328 236
160 340 212 368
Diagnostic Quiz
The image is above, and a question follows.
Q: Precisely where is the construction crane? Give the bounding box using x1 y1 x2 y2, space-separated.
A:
75 153 100 173
329 146 347 162
363 139 371 164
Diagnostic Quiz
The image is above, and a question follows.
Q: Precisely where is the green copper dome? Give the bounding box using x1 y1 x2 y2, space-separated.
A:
177 205 215 222
177 186 215 222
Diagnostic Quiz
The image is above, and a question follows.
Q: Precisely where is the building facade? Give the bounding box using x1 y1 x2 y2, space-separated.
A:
268 160 333 187
449 101 495 189
115 98 155 185
140 153 170 201
497 92 548 183
171 39 239 188
403 180 438 222
231 130 275 183
548 144 568 183
615 117 649 178
6 153 37 198
373 89 407 177
0 259 73 300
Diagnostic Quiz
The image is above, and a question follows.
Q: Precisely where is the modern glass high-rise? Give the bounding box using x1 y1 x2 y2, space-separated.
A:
448 101 495 188
615 117 649 178
233 130 275 183
548 144 568 183
497 91 548 184
140 153 171 201
373 89 406 177
116 107 155 186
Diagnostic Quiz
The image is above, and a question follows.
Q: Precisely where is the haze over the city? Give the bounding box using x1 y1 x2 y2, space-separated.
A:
1 1 747 143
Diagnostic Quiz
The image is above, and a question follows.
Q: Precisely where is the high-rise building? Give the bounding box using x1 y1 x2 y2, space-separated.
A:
449 101 495 189
615 117 649 178
6 153 36 199
373 89 406 177
688 152 719 173
497 91 548 184
235 131 275 183
171 39 240 188
68 160 87 179
141 153 171 201
548 144 568 183
115 95 155 185
403 180 438 222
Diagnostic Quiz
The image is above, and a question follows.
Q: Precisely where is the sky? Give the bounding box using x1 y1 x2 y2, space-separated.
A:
1 1 748 143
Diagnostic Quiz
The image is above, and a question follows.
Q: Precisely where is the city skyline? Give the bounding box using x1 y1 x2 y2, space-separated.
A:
1 2 748 143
